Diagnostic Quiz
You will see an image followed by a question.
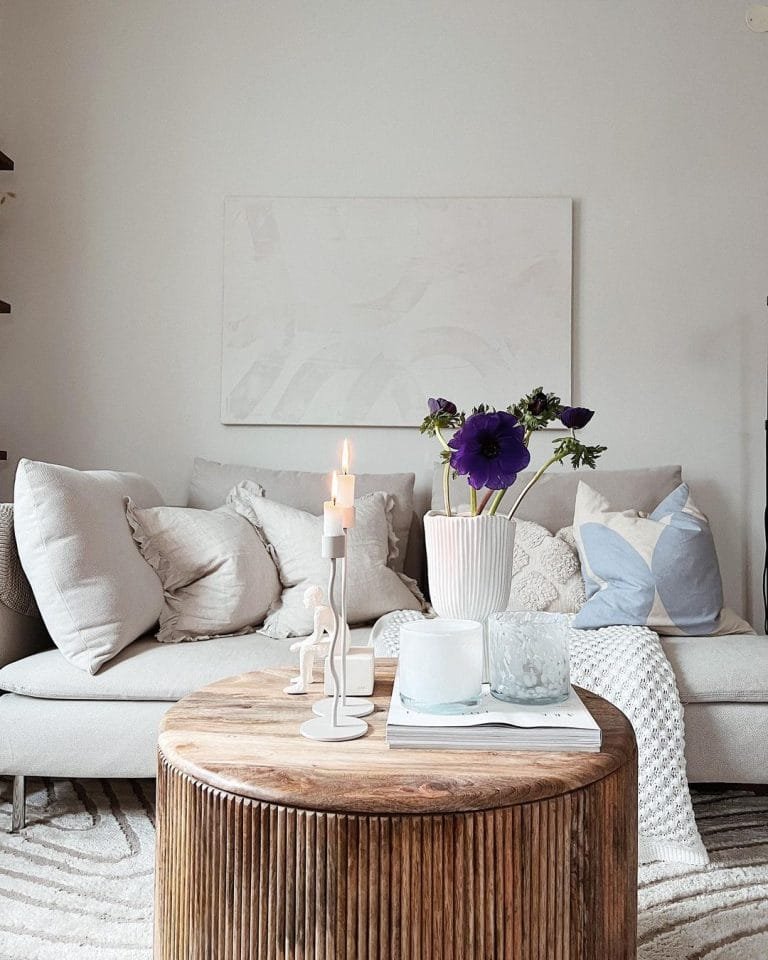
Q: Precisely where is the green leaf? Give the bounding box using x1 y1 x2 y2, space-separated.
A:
551 436 607 470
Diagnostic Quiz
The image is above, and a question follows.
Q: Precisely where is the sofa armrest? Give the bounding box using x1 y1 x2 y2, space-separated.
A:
0 600 51 670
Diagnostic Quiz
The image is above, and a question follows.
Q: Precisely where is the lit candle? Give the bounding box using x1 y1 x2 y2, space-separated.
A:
323 475 344 537
335 438 356 529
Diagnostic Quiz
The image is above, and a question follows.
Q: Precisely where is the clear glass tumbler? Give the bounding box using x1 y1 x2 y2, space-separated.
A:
488 611 571 705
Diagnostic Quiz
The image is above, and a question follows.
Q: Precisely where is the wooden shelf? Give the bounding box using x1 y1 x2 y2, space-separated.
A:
0 301 10 314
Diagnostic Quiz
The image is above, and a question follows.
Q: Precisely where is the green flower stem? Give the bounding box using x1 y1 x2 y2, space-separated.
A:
505 452 566 520
477 489 494 514
435 426 453 517
434 426 451 452
469 486 478 517
487 488 508 515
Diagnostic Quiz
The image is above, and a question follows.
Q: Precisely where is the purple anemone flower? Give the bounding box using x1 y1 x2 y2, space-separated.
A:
428 397 457 417
559 406 594 430
448 410 531 490
527 390 549 416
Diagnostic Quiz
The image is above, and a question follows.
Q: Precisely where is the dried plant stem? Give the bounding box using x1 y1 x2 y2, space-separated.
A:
477 489 494 514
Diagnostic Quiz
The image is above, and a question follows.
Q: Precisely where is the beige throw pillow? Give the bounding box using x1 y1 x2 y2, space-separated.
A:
229 483 424 638
14 459 165 674
188 459 416 573
126 500 281 644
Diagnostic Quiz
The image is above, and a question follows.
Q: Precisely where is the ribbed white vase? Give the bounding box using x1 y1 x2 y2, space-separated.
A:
423 512 516 621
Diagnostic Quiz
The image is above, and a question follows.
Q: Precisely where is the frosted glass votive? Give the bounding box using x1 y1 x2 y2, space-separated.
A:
488 611 571 705
398 618 484 715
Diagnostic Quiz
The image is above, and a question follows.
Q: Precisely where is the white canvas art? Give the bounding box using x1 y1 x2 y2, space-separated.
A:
221 197 572 426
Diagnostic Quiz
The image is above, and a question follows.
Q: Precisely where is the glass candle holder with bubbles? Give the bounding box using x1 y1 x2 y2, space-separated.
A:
488 611 571 705
398 619 484 715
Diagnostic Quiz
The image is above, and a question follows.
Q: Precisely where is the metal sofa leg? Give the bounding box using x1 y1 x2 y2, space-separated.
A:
11 775 25 832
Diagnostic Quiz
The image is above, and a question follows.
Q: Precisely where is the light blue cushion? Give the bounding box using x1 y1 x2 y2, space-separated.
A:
573 482 723 635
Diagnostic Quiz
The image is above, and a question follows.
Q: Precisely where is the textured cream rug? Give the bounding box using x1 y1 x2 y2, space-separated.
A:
0 779 766 959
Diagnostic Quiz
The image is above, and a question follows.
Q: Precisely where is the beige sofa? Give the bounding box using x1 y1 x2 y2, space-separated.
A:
2 463 767 833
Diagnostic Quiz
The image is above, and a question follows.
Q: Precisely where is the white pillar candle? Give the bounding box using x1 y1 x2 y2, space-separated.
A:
334 439 356 529
333 470 355 508
323 500 344 537
332 472 356 529
398 619 484 714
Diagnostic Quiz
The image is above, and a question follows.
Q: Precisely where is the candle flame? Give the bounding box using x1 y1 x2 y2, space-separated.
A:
331 470 338 504
342 438 351 475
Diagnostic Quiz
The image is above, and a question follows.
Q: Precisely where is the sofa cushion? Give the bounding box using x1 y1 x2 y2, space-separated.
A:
507 521 586 614
189 458 416 572
0 503 37 618
0 626 372 701
13 459 165 674
432 464 683 533
126 499 281 643
229 485 424 638
572 481 726 635
661 635 768 703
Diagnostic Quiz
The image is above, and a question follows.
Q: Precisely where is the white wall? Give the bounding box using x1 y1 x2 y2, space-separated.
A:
1 1 766 623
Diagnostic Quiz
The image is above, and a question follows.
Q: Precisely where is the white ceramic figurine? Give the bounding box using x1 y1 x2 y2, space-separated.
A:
284 586 335 695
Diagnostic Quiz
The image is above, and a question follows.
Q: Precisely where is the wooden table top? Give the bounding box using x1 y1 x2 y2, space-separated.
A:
158 661 636 816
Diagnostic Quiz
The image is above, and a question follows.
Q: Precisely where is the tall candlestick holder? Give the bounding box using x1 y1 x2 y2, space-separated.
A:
312 522 374 721
300 532 369 742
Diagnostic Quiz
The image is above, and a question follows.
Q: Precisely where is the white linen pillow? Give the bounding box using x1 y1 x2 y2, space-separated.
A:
229 482 424 638
507 520 586 614
13 459 165 674
125 500 281 644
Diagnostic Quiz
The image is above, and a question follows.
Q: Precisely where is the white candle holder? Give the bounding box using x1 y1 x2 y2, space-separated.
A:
301 532 369 742
312 521 374 721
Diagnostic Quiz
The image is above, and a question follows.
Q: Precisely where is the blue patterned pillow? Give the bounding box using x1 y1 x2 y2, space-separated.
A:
572 482 724 635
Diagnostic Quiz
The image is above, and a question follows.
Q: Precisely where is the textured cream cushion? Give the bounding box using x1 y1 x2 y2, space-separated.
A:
13 459 165 674
229 483 424 638
507 520 586 613
126 501 281 644
189 458 416 572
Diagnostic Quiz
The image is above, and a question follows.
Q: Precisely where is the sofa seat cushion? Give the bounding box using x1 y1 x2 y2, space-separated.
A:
0 627 371 701
661 634 768 703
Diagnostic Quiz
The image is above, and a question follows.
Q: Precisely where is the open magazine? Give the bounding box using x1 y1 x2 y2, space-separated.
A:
386 673 602 751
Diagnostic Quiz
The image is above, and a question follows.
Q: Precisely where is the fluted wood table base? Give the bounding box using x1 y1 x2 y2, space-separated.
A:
155 667 637 959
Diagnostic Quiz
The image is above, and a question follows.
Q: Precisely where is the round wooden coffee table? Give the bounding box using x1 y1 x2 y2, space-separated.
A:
155 662 637 960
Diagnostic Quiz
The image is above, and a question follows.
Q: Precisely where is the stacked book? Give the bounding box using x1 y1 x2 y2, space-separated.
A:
386 674 602 752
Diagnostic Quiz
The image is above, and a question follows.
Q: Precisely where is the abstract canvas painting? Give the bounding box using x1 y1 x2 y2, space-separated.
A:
221 197 572 426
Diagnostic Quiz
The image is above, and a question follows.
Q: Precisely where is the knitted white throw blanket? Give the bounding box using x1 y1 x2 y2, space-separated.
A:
371 612 708 866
